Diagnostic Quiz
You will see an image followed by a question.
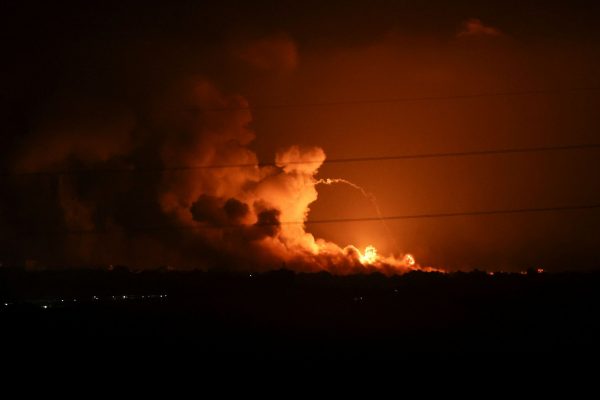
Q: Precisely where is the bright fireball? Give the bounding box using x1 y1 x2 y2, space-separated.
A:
359 245 378 265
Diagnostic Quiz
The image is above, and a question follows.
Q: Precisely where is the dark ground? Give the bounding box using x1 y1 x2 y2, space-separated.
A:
1 268 599 357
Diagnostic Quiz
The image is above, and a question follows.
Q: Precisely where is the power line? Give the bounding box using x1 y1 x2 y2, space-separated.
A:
195 87 600 112
303 204 600 224
4 143 600 178
319 143 600 165
12 203 600 237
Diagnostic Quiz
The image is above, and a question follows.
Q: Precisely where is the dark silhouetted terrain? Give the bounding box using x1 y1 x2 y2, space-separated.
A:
1 268 599 357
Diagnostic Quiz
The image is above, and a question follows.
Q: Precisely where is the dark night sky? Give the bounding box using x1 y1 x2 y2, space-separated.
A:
1 1 600 272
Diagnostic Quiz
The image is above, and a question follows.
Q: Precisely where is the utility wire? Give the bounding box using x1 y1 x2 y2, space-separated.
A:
12 203 600 237
303 204 600 224
3 143 600 178
195 87 600 112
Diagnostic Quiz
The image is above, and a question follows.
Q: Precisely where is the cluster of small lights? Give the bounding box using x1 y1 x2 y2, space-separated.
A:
107 294 167 300
0 294 170 310
486 269 545 276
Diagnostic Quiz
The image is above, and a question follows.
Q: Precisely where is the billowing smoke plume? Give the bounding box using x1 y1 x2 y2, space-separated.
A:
7 77 424 274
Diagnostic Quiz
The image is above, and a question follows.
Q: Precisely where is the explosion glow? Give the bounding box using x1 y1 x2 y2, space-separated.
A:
359 246 378 265
14 78 438 275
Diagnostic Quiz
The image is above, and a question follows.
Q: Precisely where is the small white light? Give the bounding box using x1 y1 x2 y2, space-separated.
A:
42 305 48 309
4 303 8 306
249 274 253 278
61 299 64 302
122 295 127 299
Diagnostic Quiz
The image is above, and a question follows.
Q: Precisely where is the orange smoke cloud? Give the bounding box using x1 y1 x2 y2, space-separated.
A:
235 34 299 72
14 103 135 174
457 18 503 38
11 76 432 274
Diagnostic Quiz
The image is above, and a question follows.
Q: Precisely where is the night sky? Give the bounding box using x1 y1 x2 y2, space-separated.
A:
2 0 600 272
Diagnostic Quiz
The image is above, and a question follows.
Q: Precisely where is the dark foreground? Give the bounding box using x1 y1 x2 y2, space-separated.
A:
1 268 599 356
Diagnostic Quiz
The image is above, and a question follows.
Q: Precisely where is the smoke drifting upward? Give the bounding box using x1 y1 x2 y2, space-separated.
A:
234 34 299 73
457 18 502 38
7 77 425 275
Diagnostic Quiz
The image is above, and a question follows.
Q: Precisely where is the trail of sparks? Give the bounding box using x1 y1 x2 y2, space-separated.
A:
316 178 400 254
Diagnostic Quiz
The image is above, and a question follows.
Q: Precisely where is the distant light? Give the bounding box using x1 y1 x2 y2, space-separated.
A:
61 299 64 302
42 305 48 309
249 274 253 278
537 268 545 274
4 303 8 306
93 296 98 300
73 299 77 302
122 295 127 299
